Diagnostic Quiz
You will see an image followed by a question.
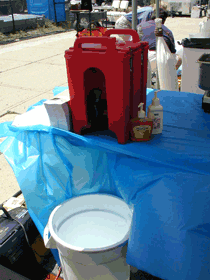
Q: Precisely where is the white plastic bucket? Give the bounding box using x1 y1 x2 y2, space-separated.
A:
44 194 133 280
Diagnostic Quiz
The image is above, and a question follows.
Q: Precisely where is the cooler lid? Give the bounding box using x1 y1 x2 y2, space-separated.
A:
197 53 210 63
182 38 210 49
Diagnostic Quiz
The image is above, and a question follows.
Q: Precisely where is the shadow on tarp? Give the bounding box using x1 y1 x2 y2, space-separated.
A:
0 88 210 280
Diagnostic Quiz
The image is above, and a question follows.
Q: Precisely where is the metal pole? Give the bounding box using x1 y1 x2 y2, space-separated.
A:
208 0 210 20
156 0 160 89
89 11 91 36
76 12 79 37
132 0 137 30
156 0 159 18
53 0 58 24
9 0 15 33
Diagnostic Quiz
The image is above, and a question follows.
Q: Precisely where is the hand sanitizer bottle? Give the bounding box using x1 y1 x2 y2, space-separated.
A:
147 91 163 134
130 103 153 142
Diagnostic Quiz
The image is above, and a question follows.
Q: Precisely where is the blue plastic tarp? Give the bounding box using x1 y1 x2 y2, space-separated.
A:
0 89 210 280
26 0 66 23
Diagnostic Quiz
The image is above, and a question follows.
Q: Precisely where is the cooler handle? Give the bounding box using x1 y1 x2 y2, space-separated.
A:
104 29 140 43
43 222 57 249
73 36 117 53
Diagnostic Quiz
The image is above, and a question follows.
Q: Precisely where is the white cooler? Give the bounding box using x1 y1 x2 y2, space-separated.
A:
181 38 210 94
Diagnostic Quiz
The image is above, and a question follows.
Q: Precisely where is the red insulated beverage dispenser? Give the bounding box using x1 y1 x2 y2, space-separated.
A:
64 29 149 144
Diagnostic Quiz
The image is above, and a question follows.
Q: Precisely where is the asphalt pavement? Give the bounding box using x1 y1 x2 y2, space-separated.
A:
0 30 77 204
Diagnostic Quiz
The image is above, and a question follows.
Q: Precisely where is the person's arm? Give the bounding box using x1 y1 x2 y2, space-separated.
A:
164 30 176 53
175 55 182 70
155 28 176 53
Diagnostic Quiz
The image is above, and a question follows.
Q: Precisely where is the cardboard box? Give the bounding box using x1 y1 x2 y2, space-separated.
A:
12 97 71 131
31 235 50 264
43 97 71 131
3 195 26 211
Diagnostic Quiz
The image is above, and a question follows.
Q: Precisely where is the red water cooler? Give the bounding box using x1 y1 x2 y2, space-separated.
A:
65 29 149 144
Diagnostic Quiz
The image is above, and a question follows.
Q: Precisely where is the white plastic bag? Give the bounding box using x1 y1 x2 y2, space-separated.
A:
147 59 152 88
156 37 179 91
199 20 210 37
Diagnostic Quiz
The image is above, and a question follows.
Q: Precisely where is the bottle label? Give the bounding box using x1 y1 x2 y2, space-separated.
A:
149 112 162 131
133 125 152 139
153 116 161 130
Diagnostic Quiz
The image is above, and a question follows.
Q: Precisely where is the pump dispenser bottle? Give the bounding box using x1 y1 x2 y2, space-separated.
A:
130 103 153 142
147 91 163 134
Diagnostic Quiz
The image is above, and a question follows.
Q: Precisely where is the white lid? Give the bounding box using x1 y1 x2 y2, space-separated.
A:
152 91 160 106
138 103 145 118
155 18 162 28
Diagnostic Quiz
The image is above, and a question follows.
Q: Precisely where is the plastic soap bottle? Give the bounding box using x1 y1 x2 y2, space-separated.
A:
147 91 163 134
130 103 153 142
155 18 162 30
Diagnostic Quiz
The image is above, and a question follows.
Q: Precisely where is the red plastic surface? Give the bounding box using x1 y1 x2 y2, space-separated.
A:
78 27 107 37
140 41 149 112
65 30 148 144
104 28 140 43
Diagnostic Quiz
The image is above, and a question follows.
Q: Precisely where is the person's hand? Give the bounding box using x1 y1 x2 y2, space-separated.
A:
155 27 163 37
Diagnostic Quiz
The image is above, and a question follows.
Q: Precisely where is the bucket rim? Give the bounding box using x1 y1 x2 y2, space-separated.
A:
48 194 132 252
